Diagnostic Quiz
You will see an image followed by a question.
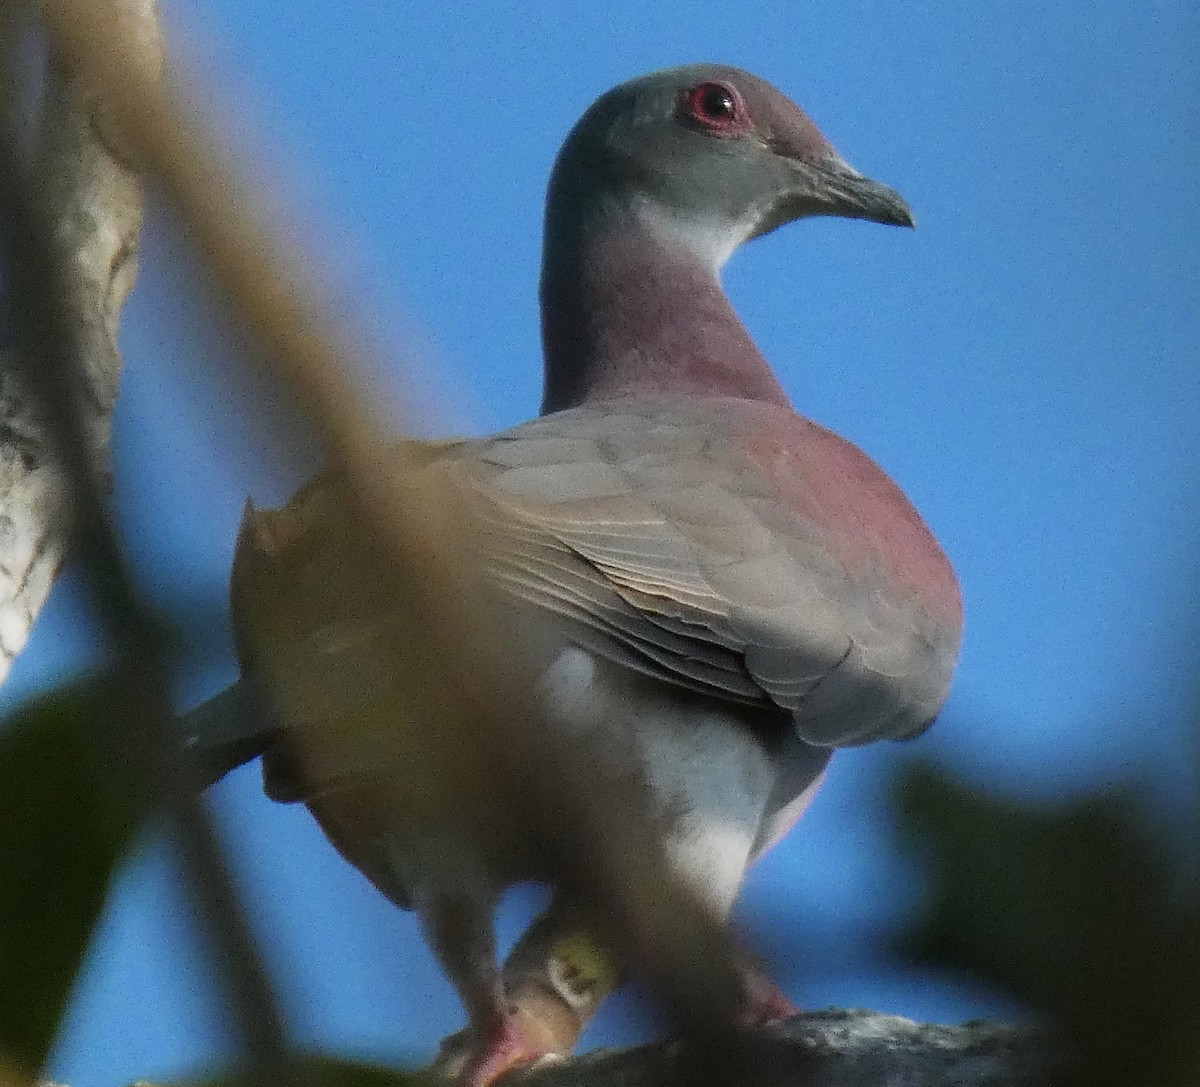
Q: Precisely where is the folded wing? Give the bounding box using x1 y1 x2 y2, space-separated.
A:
458 397 961 746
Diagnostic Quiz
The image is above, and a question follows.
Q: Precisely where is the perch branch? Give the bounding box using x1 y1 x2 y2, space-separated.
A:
513 1010 1056 1087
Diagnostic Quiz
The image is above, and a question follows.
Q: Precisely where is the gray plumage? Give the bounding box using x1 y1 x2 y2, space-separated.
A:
181 64 962 1086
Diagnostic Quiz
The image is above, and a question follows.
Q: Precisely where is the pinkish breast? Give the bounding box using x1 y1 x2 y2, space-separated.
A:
732 401 963 630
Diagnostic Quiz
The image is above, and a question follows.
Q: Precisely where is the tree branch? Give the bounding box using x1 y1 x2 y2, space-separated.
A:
512 1010 1055 1087
42 1011 1055 1087
2 7 297 1082
0 0 159 682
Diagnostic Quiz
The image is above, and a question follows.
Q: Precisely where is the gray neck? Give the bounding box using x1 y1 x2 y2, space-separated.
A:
539 203 791 415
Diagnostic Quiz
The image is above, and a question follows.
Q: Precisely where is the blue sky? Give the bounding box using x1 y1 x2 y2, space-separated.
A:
4 3 1197 1085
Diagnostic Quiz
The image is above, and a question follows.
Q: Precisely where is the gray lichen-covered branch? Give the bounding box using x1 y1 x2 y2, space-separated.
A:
42 1010 1055 1086
511 1010 1055 1087
0 0 161 681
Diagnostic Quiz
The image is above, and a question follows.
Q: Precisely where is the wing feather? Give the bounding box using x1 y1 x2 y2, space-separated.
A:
447 398 959 745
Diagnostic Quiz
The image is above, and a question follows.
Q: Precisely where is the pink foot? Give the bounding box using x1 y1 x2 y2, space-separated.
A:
739 968 802 1027
432 1016 551 1087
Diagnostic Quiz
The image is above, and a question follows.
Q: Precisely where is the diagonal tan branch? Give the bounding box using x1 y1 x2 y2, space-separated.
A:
2 7 302 1083
34 0 756 1060
0 0 160 683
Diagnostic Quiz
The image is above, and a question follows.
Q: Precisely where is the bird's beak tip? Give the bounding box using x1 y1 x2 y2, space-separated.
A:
858 180 915 230
812 155 915 230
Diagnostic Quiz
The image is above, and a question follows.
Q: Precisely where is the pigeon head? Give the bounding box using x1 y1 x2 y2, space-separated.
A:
539 65 915 412
546 63 914 268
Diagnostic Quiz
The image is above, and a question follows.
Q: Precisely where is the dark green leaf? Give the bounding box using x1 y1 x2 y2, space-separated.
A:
894 761 1199 1087
0 675 145 1074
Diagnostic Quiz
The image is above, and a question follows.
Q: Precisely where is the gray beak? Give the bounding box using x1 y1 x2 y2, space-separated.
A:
813 156 915 228
754 147 916 236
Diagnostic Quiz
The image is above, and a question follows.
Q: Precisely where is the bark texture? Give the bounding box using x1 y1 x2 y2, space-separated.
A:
508 1009 1054 1087
0 0 161 681
44 1010 1055 1086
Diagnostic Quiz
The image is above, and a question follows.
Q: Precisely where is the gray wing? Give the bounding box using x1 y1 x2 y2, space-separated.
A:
451 399 959 747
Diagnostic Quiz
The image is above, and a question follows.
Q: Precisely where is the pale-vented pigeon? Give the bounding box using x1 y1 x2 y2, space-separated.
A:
183 64 962 1085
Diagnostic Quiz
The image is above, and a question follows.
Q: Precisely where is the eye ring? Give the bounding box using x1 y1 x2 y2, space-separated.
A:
684 81 743 131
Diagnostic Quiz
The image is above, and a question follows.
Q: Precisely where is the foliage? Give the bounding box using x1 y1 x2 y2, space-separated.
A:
895 760 1200 1087
0 675 144 1075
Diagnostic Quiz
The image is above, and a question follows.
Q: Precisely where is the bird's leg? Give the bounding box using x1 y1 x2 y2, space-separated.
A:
502 895 622 1055
423 894 547 1086
735 954 801 1027
499 895 795 1045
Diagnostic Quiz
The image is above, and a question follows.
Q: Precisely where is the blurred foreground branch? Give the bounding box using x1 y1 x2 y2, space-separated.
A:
35 0 756 1059
0 0 762 1080
0 5 295 1082
0 0 156 682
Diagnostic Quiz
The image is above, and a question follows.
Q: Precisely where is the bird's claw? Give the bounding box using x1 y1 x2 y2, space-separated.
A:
427 1016 556 1087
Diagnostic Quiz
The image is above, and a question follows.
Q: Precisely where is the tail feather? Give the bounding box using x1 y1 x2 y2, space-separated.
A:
180 679 280 789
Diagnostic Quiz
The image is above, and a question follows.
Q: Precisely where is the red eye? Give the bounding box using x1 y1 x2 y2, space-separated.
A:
685 82 742 131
